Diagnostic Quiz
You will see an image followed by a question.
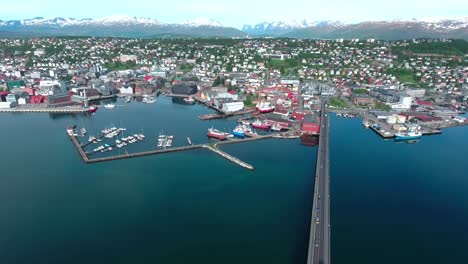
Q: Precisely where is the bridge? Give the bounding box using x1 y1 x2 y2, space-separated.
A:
307 99 331 264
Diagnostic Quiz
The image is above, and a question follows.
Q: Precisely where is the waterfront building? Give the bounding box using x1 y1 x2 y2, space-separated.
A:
223 101 244 113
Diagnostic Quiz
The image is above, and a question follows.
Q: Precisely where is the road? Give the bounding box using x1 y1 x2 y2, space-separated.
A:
307 99 331 264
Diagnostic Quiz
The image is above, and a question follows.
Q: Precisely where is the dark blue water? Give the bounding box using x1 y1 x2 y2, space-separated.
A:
331 116 468 263
0 97 316 264
0 97 467 264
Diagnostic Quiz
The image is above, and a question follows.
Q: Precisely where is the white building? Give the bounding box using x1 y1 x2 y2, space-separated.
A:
34 49 45 56
38 80 65 95
120 86 134 94
223 101 244 113
18 98 28 105
389 96 412 110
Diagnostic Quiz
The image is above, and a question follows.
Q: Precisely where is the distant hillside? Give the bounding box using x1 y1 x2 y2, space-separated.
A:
0 16 247 38
392 39 468 56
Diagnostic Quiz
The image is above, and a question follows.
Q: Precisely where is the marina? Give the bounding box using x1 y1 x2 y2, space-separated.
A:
68 126 277 170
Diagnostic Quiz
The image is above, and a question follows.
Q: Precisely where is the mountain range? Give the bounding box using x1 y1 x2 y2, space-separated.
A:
0 16 467 39
0 16 244 38
243 18 468 40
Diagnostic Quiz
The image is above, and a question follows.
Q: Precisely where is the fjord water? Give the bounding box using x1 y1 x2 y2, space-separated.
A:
0 97 315 264
331 116 468 263
0 96 467 263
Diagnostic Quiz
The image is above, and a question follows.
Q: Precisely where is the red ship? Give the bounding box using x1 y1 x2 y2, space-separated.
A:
251 119 270 130
88 105 98 113
256 101 275 113
207 128 227 140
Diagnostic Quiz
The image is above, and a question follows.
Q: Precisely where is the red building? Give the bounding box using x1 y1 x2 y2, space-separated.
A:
302 113 320 135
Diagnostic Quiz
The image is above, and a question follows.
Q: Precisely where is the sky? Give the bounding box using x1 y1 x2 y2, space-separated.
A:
0 0 467 28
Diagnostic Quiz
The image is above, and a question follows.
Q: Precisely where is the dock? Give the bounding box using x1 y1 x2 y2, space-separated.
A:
87 94 117 101
204 145 254 170
0 107 88 113
198 109 255 120
69 133 91 162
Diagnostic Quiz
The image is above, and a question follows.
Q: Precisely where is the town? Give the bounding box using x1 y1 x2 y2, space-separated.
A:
0 37 467 140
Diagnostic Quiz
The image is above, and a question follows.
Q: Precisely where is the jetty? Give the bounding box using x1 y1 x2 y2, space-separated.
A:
87 94 117 101
0 107 88 113
203 145 254 170
198 109 255 120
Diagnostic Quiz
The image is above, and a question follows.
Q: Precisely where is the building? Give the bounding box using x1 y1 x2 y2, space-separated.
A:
120 86 134 95
302 113 320 135
351 94 376 107
171 83 198 96
38 80 66 95
404 89 426 98
223 101 244 113
34 48 45 56
389 96 412 110
47 94 72 107
369 88 399 103
6 80 25 90
0 101 17 109
5 93 19 103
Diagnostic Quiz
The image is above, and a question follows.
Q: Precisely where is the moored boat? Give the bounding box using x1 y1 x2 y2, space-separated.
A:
88 105 98 113
362 119 370 128
256 101 275 113
251 119 270 130
395 125 422 140
232 125 245 138
207 128 227 140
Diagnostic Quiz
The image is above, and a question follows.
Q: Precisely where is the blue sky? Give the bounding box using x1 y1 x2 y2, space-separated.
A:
0 0 467 28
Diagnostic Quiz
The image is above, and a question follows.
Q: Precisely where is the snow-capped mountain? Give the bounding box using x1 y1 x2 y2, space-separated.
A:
0 16 242 38
183 18 223 27
242 20 343 35
243 17 468 39
0 16 165 27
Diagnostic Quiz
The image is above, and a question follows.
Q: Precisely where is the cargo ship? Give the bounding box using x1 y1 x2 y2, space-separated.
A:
395 126 422 140
251 119 270 130
207 128 227 140
256 101 275 113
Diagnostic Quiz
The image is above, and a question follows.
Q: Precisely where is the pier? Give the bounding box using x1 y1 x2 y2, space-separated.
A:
0 107 88 113
87 145 202 163
198 109 255 120
204 145 254 170
87 94 117 101
69 133 91 162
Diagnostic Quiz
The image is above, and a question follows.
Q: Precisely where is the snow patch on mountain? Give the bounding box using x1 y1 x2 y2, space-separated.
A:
183 18 223 27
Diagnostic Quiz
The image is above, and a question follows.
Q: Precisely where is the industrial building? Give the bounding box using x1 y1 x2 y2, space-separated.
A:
302 113 320 135
171 83 198 96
